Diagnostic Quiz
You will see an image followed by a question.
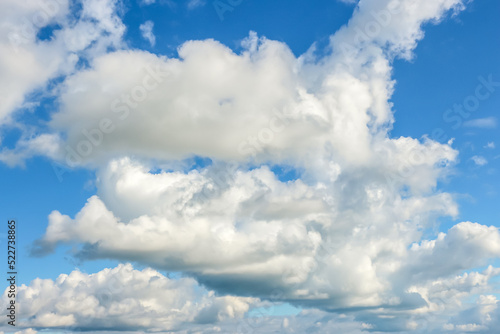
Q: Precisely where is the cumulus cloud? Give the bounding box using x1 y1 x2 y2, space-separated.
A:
32 152 470 318
139 20 155 46
4 263 500 333
2 263 257 332
30 0 486 326
38 0 465 171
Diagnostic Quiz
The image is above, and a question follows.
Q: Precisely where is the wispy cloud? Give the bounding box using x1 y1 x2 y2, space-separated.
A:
139 20 156 46
187 0 206 10
485 142 495 149
471 155 488 166
463 117 497 129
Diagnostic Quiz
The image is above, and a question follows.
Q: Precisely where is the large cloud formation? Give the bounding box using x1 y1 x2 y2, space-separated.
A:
2 0 500 333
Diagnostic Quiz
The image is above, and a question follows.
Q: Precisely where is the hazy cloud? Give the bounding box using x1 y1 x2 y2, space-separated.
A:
464 117 498 129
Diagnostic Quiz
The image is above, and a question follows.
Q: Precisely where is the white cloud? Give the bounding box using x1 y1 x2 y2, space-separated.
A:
405 223 500 282
4 263 500 333
2 263 257 332
0 133 61 167
0 0 70 124
139 20 156 47
331 0 465 60
484 142 495 149
34 153 464 314
140 0 156 5
0 0 126 125
471 155 488 166
29 0 487 329
464 117 498 129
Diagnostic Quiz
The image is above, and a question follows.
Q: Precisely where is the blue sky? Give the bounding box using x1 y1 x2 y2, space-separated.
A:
1 0 499 333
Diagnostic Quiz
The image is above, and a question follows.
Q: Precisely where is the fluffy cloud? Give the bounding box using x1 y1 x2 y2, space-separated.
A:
331 0 465 60
0 0 125 125
42 0 465 171
2 263 257 332
34 153 482 317
4 263 500 333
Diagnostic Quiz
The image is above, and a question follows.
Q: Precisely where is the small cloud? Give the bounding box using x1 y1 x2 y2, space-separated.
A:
463 117 497 129
471 155 488 166
14 329 38 334
484 142 495 149
187 0 206 10
140 0 156 5
139 20 156 47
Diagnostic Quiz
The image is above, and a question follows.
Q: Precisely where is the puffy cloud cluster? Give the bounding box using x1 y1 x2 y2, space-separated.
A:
3 263 500 333
2 263 257 332
33 157 500 320
40 1 465 171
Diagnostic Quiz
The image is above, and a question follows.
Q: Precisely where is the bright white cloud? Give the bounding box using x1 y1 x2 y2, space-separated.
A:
41 0 466 170
33 153 467 318
139 20 155 46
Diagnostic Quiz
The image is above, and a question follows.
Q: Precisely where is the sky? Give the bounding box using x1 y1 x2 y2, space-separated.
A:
0 0 499 333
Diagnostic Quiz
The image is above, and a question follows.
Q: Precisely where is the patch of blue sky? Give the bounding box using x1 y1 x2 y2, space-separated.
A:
248 303 302 318
36 23 62 41
122 0 355 57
